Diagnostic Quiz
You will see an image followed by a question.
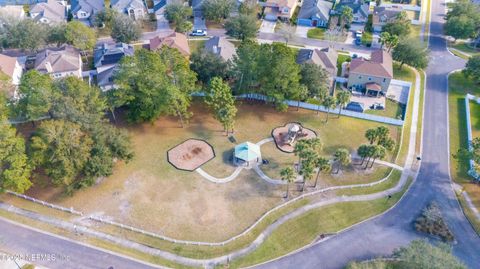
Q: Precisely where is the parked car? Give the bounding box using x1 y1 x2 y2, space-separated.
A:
355 30 363 38
345 102 365 113
190 29 207 36
355 38 362 45
370 103 385 110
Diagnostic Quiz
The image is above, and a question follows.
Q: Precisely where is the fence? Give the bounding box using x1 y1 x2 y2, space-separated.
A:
194 92 405 126
6 190 83 215
464 94 480 180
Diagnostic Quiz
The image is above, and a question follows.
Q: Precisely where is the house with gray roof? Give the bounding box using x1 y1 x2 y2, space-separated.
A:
203 36 236 62
29 0 66 24
297 47 338 90
335 0 369 24
110 0 146 20
297 0 333 28
71 0 105 24
35 45 82 78
94 42 134 90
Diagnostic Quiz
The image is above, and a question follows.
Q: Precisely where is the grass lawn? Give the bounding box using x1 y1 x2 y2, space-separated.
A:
451 42 480 56
365 99 405 120
12 101 400 242
336 54 351 76
228 177 413 268
307 28 325 39
448 72 480 231
336 169 401 196
188 40 206 54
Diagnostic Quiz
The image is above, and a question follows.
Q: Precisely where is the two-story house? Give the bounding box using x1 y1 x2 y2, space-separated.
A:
296 47 338 91
71 0 105 24
34 45 82 79
297 0 333 28
263 0 298 21
0 53 23 98
94 42 134 91
347 50 393 96
335 0 369 24
110 0 146 20
149 32 191 57
29 0 66 24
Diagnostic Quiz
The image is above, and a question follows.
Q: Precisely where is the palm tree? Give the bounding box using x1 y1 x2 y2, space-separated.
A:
313 156 330 188
365 128 377 144
280 167 296 198
322 96 336 123
364 145 377 169
369 145 386 168
333 148 350 173
305 137 322 152
299 156 315 192
336 90 351 117
357 144 370 165
294 140 308 166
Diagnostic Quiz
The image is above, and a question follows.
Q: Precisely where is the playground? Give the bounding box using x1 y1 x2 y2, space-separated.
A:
17 101 401 242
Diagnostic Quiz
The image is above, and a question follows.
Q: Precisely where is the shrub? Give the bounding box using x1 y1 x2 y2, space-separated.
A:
415 202 454 242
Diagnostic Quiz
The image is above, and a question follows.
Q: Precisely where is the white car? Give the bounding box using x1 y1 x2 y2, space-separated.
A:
190 29 207 36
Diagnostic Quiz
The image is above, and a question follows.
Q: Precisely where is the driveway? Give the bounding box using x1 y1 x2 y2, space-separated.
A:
295 25 311 38
259 20 277 34
192 0 206 30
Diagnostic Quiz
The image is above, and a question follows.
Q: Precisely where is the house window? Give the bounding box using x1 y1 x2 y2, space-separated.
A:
358 76 362 79
368 77 372 81
383 78 386 82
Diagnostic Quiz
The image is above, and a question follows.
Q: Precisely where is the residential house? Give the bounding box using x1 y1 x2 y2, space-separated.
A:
335 0 369 24
94 42 134 91
263 0 298 21
149 32 190 57
34 45 82 79
203 36 236 62
0 0 46 4
110 0 146 20
71 0 105 24
372 6 402 32
296 47 338 90
0 5 26 19
297 0 333 28
0 53 23 98
347 50 393 96
29 0 66 24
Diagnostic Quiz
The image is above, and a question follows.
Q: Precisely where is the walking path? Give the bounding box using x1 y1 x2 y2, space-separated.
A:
195 167 243 183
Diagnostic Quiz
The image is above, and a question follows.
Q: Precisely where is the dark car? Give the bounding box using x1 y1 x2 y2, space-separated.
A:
345 102 365 113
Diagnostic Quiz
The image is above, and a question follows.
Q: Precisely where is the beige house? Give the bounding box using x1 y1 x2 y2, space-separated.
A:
30 0 67 24
347 50 393 96
204 36 236 62
0 53 23 98
264 0 298 21
0 5 26 19
35 45 82 79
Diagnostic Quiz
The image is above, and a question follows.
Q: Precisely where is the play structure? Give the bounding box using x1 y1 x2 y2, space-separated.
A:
272 122 317 153
233 142 262 167
167 139 215 171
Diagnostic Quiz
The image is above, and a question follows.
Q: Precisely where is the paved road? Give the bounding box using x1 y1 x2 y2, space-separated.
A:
254 1 480 269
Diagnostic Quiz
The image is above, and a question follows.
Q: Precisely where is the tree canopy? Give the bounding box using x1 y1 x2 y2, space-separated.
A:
65 21 97 51
383 11 411 37
0 17 48 51
190 51 230 84
114 48 197 124
111 13 142 43
205 77 237 134
202 0 236 22
393 240 466 269
165 1 193 32
225 14 259 41
299 63 330 99
392 38 429 69
463 55 480 84
16 70 54 122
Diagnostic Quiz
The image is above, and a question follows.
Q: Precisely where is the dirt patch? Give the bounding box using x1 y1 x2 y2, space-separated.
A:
167 139 215 171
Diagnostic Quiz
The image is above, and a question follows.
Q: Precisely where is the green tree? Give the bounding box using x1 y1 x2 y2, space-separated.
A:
111 13 142 43
232 40 260 94
165 1 193 28
65 21 97 51
94 9 116 29
299 63 329 99
357 144 370 165
46 23 67 47
445 15 478 41
16 70 54 124
341 6 353 27
392 39 429 69
177 20 193 34
278 23 296 45
333 148 350 173
225 14 259 41
0 18 47 51
379 32 399 52
239 0 259 16
202 0 236 22
205 77 237 134
298 149 316 192
0 95 32 193
321 96 336 122
312 156 330 188
365 128 377 144
383 11 411 37
463 55 480 84
368 145 386 168
280 166 295 198
29 120 93 187
393 240 466 269
335 90 351 117
190 51 229 84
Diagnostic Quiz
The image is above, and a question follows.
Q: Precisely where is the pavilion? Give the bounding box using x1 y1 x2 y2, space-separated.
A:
233 142 262 167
